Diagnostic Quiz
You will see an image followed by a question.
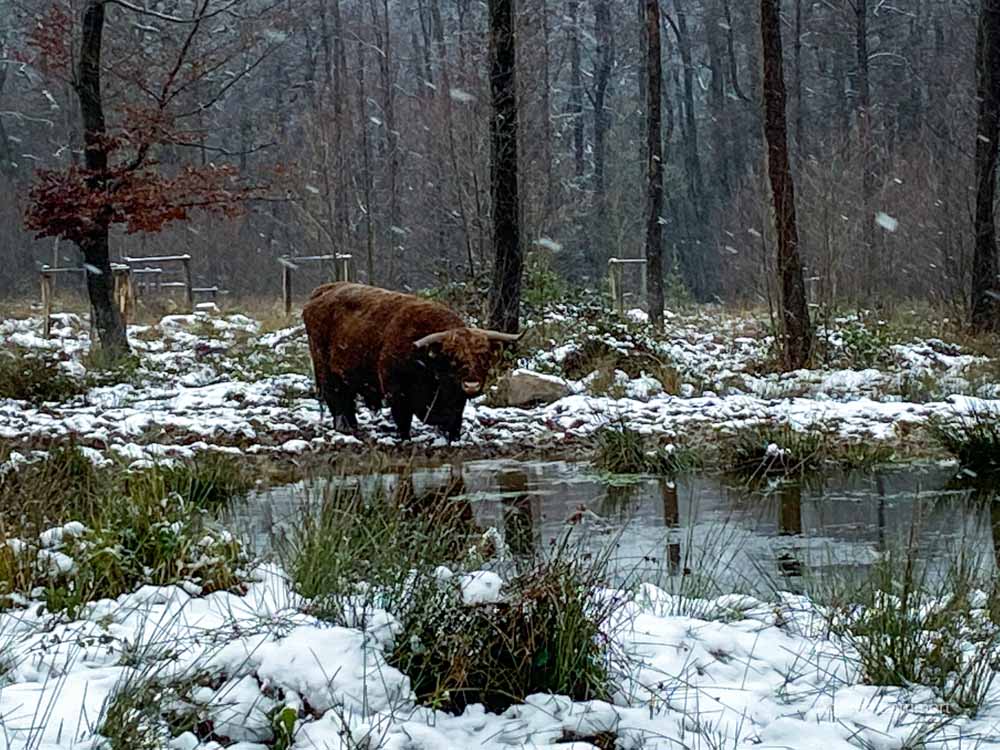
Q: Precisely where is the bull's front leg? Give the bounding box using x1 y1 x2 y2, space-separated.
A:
389 398 413 441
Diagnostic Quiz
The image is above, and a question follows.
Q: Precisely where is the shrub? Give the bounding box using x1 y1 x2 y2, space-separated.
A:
928 407 1000 478
0 347 86 404
522 251 567 312
813 316 896 369
393 553 617 714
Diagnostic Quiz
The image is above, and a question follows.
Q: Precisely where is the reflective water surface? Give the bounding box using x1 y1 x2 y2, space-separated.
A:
241 460 1000 593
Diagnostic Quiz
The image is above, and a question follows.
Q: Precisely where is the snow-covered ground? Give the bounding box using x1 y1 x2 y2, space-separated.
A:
4 307 1000 749
1 307 998 466
4 559 1000 749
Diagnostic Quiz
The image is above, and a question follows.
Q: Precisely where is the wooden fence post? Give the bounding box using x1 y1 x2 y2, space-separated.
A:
182 256 194 311
607 260 625 315
41 271 53 338
113 267 133 324
282 263 292 316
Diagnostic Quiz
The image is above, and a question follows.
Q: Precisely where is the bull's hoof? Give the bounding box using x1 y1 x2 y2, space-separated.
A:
332 416 358 434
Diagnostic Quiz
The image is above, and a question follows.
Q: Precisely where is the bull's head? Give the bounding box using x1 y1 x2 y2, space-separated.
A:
414 327 522 396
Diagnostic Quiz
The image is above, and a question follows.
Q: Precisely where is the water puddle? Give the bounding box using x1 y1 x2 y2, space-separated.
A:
238 461 1000 593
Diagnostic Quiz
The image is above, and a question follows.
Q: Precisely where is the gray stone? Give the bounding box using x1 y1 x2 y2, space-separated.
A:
493 368 573 406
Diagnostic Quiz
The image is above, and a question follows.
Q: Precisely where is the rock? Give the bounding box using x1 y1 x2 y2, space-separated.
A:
493 369 573 406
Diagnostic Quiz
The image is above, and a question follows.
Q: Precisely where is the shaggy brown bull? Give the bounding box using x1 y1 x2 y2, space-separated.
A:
303 282 521 440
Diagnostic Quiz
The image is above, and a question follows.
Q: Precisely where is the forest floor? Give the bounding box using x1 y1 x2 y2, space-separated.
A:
3 298 1000 750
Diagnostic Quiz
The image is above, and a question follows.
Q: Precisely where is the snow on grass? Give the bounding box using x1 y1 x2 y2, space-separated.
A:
2 560 999 749
0 306 998 466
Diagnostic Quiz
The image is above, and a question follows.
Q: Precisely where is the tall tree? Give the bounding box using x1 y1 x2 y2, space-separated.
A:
568 0 585 181
24 1 272 354
590 0 614 276
644 0 664 325
855 0 877 302
74 1 128 353
760 0 812 369
972 0 1000 332
487 0 522 332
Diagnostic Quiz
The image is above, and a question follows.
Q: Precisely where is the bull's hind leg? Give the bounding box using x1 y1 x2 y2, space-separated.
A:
389 398 413 441
322 375 359 433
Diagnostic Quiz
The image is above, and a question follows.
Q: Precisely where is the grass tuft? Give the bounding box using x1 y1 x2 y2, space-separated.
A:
726 424 894 481
283 472 477 623
0 448 253 614
818 544 1000 717
0 347 87 404
928 407 1000 478
592 422 697 476
393 551 617 714
282 466 618 715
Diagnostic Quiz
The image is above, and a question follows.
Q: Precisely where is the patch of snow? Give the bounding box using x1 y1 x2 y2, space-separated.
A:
459 570 504 604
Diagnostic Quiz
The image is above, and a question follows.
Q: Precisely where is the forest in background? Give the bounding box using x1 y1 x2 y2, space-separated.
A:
0 0 985 315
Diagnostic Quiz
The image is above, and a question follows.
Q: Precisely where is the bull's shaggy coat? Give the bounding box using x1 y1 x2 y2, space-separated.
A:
303 282 513 440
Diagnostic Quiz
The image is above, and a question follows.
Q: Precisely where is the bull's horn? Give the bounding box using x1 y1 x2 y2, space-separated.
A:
414 331 452 348
470 328 524 342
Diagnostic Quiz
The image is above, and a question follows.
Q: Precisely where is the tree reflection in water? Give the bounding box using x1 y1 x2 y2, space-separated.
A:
498 468 536 557
660 479 682 575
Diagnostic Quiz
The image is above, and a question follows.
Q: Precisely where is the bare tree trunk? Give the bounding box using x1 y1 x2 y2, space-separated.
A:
370 0 400 286
540 0 555 227
487 0 522 332
761 0 811 370
644 0 664 326
794 0 804 159
568 0 585 181
972 0 1000 332
705 0 730 196
77 0 129 355
673 0 717 301
431 0 476 277
332 0 349 252
0 61 15 179
356 38 376 285
591 0 614 276
856 0 876 303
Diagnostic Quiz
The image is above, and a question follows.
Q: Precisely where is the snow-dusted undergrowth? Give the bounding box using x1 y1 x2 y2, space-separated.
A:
1 305 998 467
4 558 1000 749
3 303 1000 748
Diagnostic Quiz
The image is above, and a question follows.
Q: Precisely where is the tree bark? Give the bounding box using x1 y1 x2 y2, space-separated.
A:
673 0 717 301
487 0 522 332
856 0 876 302
705 0 730 196
356 38 376 285
794 0 804 159
590 0 614 277
332 0 349 253
761 0 811 370
644 0 664 326
972 0 1000 332
370 0 400 286
568 0 585 181
0 61 16 179
77 0 129 355
431 0 475 276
